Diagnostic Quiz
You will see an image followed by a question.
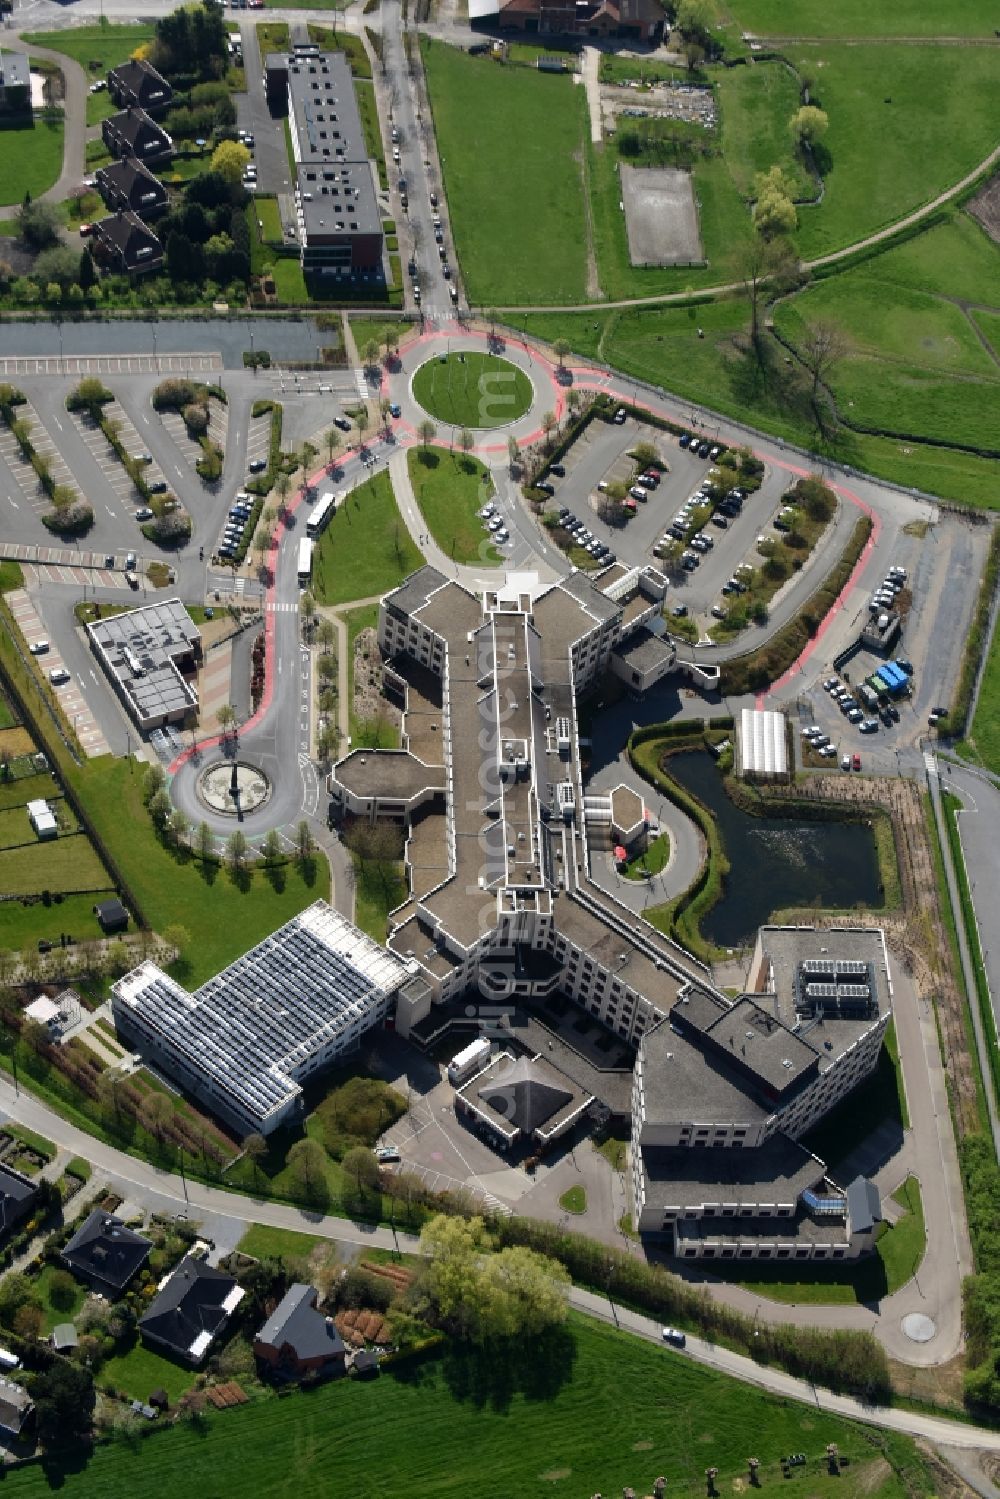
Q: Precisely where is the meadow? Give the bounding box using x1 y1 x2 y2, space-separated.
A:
311 469 422 607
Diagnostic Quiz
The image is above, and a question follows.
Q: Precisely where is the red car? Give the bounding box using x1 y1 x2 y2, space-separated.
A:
851 753 862 771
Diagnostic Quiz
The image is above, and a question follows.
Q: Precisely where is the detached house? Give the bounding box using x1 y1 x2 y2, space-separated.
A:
139 1256 245 1365
102 107 173 168
92 212 165 277
107 57 173 116
61 1210 151 1294
253 1284 346 1380
96 158 168 219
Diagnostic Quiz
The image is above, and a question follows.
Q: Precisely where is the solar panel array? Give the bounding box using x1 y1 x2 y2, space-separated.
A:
795 959 876 1020
113 906 409 1127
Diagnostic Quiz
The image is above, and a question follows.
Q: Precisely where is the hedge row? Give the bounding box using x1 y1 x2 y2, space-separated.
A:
721 516 872 695
246 400 284 497
949 524 1000 738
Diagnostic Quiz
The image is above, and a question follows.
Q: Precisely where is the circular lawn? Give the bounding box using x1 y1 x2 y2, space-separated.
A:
411 351 533 430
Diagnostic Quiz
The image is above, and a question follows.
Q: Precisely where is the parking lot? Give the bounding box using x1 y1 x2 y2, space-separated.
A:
4 591 110 758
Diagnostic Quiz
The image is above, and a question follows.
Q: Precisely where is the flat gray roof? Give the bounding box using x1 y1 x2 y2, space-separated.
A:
87 597 200 727
753 926 890 1070
640 1014 770 1129
612 626 675 673
641 1133 823 1210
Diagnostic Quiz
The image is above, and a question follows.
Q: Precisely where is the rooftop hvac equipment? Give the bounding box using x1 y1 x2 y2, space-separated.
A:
836 959 868 977
556 781 576 821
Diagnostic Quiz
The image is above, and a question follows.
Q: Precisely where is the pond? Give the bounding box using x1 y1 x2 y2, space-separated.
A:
666 750 882 949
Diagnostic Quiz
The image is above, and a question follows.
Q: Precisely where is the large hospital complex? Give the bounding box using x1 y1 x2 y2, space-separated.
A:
115 564 891 1262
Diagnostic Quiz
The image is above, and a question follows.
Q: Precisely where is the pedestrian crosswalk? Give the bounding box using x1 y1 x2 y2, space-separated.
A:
264 600 298 612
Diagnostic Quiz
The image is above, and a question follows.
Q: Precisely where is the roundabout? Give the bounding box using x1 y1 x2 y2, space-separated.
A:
196 759 272 818
410 349 535 429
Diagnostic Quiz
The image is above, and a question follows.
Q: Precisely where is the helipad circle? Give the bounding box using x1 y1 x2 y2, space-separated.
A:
411 351 533 430
901 1313 936 1343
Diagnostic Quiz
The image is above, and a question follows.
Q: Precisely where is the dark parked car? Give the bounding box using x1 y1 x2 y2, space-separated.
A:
549 463 566 477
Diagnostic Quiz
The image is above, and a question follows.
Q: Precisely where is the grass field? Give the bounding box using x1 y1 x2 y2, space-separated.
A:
717 61 812 201
350 317 417 357
1 1314 931 1499
422 39 589 305
728 0 999 37
411 352 533 429
32 1262 87 1335
254 194 283 242
64 756 325 986
24 24 155 125
2 834 111 897
351 850 406 942
408 447 501 566
787 44 1000 259
237 1223 326 1261
558 1184 587 1214
963 618 1000 772
100 1336 197 1405
311 470 422 607
0 112 64 208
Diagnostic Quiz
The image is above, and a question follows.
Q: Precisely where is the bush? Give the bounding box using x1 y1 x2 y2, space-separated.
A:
183 401 210 436
43 501 94 536
47 1269 78 1312
314 1076 406 1160
152 378 200 411
142 511 192 544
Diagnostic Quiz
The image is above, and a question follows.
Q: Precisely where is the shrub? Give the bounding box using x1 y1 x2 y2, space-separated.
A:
47 1269 78 1312
43 501 94 536
182 401 210 436
314 1076 406 1160
152 378 199 411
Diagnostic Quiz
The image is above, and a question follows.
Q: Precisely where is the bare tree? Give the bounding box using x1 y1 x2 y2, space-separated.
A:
798 320 848 432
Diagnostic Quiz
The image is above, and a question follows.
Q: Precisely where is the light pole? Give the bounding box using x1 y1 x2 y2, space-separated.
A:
605 1259 619 1328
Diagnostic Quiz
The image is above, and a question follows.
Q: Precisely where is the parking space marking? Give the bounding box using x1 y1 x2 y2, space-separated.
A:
0 353 222 378
5 589 110 758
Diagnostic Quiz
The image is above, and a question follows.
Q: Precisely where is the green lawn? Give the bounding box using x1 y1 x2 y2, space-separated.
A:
351 851 407 942
237 1223 326 1261
964 621 1000 772
728 0 999 37
1 834 111 897
3 1314 931 1499
255 194 283 243
623 831 670 881
787 44 1000 260
64 756 327 987
421 38 589 305
0 772 59 810
23 24 155 126
411 352 533 430
0 802 73 848
32 1263 87 1335
736 1176 925 1306
100 1336 197 1405
350 317 416 356
0 112 64 208
408 447 501 566
558 1184 587 1214
311 469 422 607
717 61 812 200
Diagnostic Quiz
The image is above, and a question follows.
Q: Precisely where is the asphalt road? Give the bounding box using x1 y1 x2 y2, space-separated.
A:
942 759 1000 1056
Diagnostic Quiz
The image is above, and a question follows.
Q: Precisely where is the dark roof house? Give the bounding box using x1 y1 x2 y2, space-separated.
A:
0 1378 33 1438
102 107 173 165
94 897 130 933
139 1256 245 1364
0 1163 40 1239
253 1284 346 1379
61 1210 151 1293
96 158 168 218
92 212 164 277
107 57 173 116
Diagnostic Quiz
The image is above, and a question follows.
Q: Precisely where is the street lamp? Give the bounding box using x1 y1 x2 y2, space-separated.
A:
605 1259 619 1328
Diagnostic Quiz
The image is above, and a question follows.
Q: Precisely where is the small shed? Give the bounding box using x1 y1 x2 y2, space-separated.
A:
26 800 58 839
94 898 129 933
51 1324 78 1353
352 1349 379 1377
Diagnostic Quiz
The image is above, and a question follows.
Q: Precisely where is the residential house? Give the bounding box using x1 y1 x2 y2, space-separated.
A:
92 212 165 277
107 57 173 116
0 1378 33 1439
253 1284 346 1380
61 1210 151 1294
102 107 173 167
0 1164 39 1241
96 158 168 219
0 51 31 118
139 1256 245 1365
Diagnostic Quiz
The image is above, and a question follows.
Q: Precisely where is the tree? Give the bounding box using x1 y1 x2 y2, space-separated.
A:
418 418 436 450
211 138 251 186
142 762 166 806
798 320 848 431
325 427 341 467
675 0 713 47
287 1137 327 1199
317 617 336 651
753 166 798 240
226 829 248 873
78 247 97 293
261 828 282 865
541 410 557 449
632 441 659 471
148 787 172 830
197 820 215 864
243 1132 268 1180
458 427 474 457
362 337 380 370
17 199 60 249
166 806 189 848
300 591 317 635
217 702 236 738
295 819 314 863
300 439 318 478
342 1144 379 1198
0 1273 37 1330
162 923 190 958
507 434 520 472
790 104 829 149
29 1359 96 1445
417 1214 569 1342
552 337 571 369
355 408 370 440
140 1090 172 1142
47 1269 78 1313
